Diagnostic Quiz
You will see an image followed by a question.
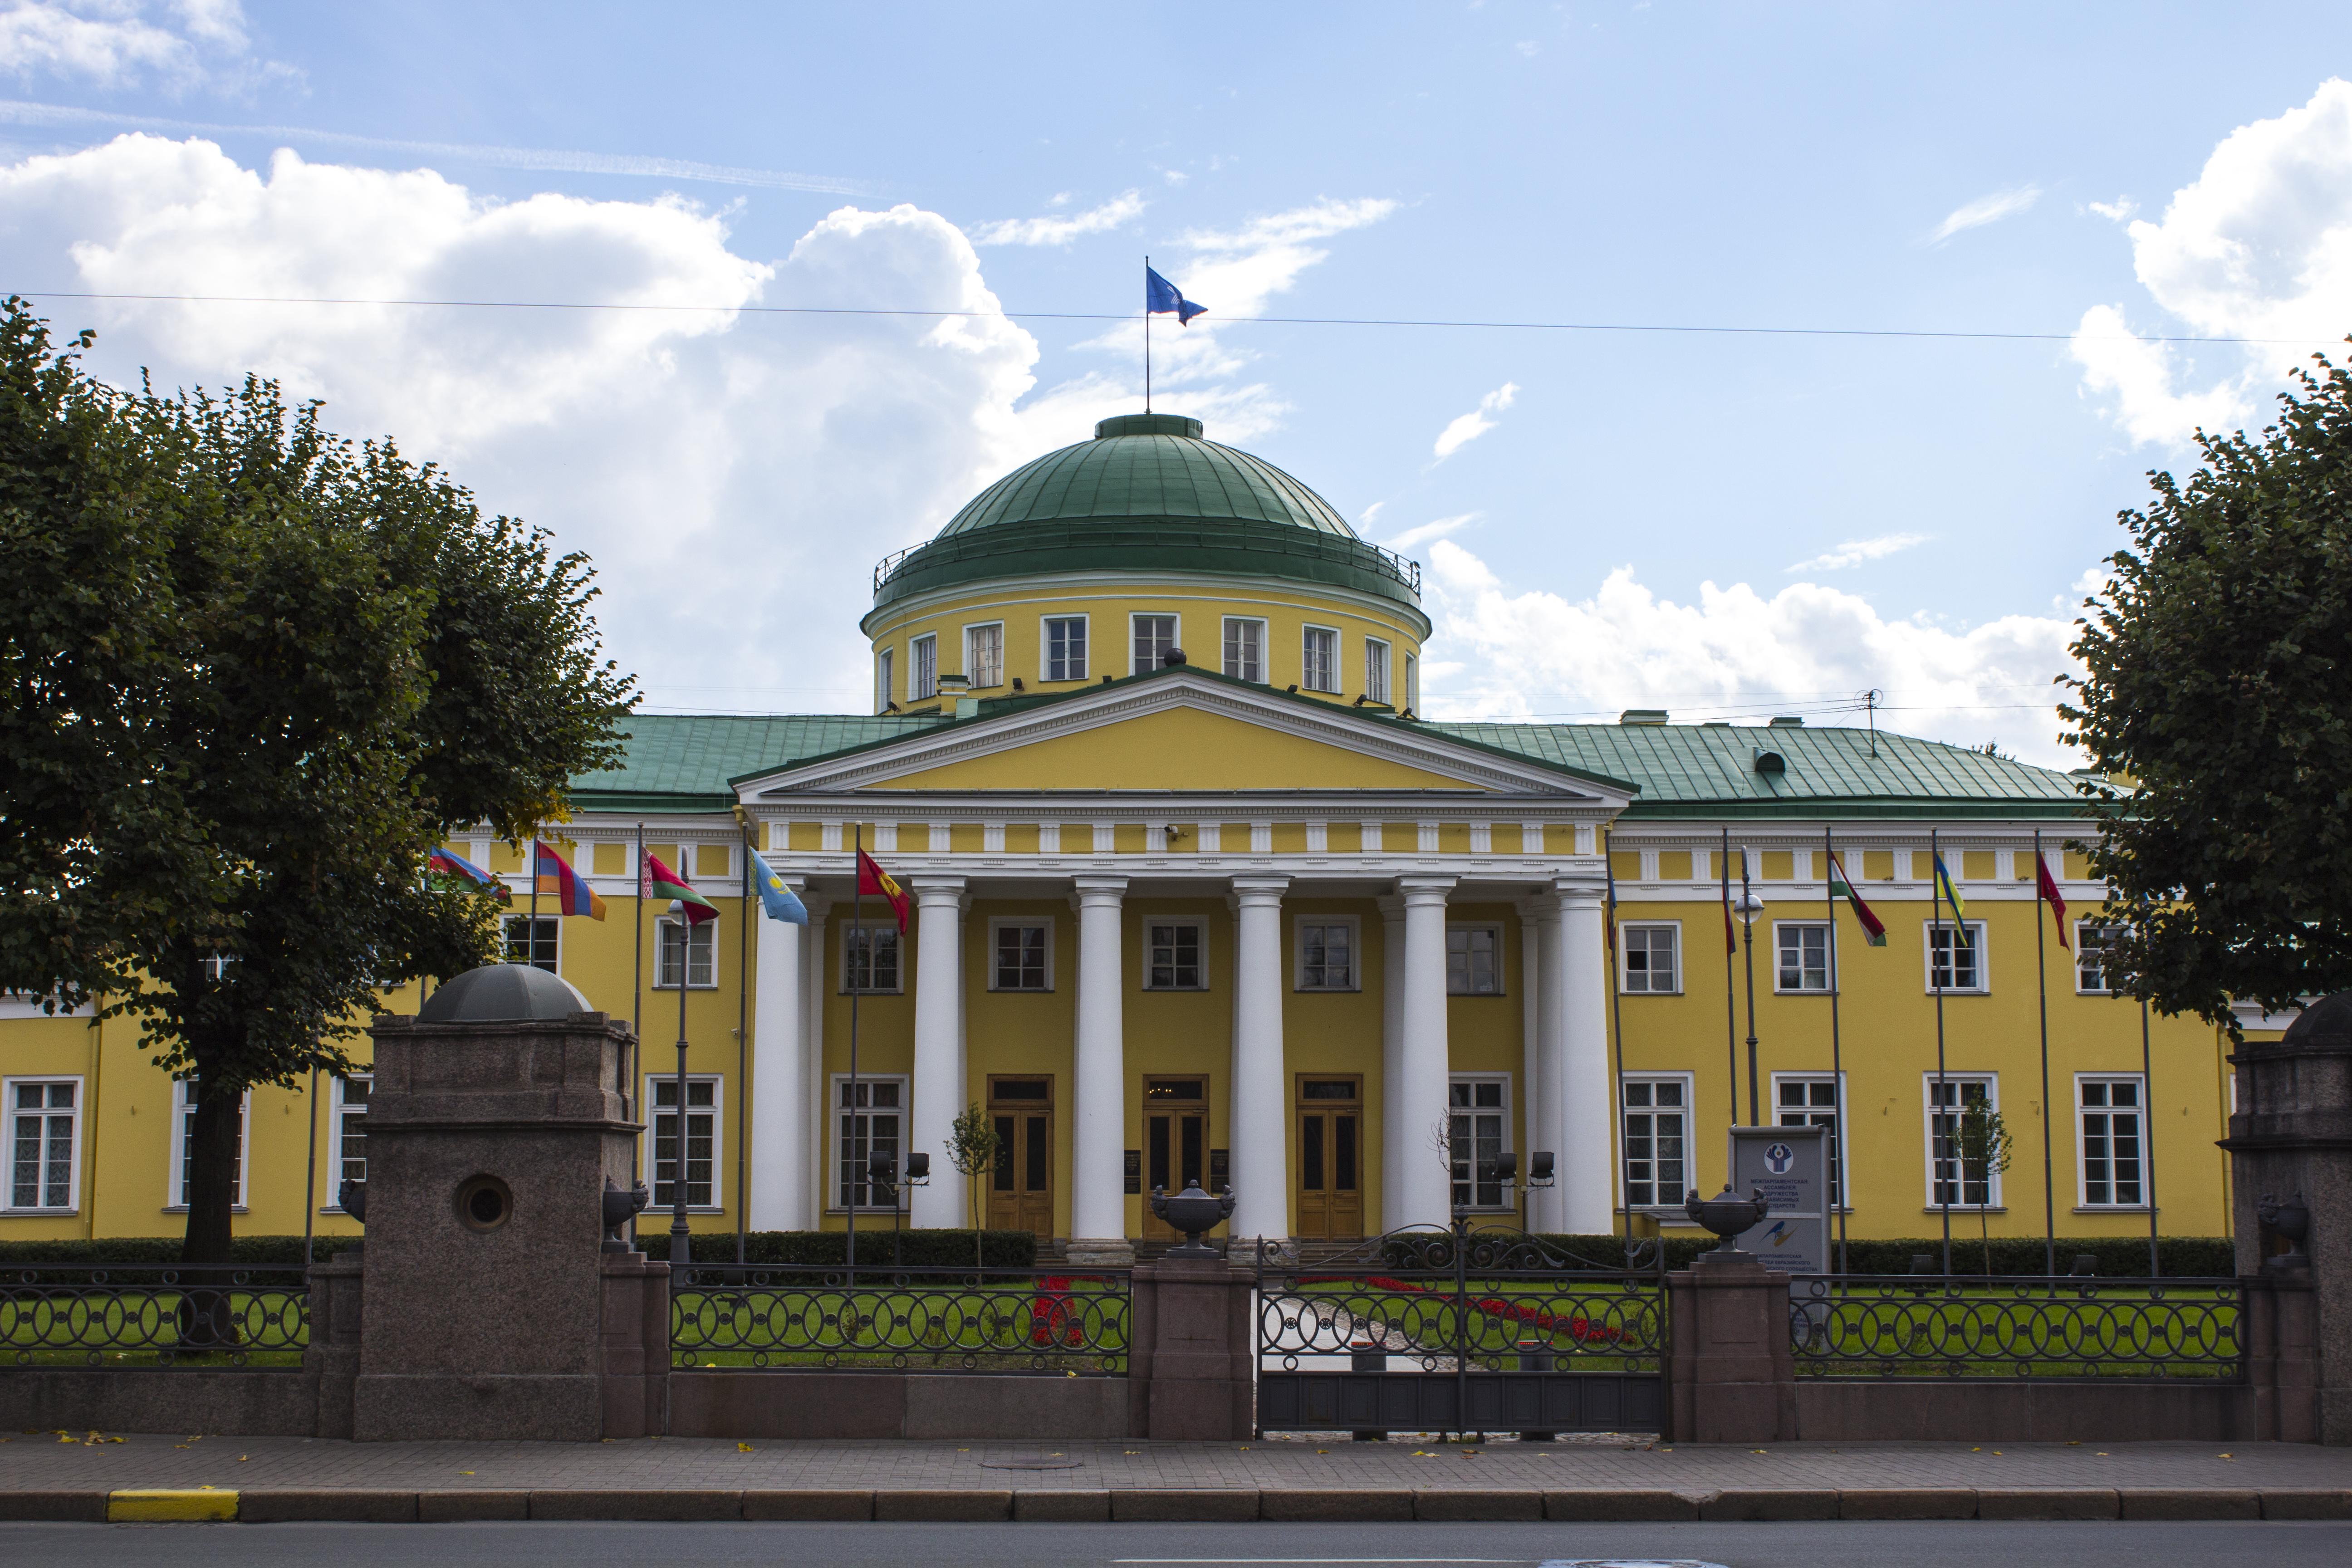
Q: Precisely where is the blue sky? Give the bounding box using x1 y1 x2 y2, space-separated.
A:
4 2 2350 762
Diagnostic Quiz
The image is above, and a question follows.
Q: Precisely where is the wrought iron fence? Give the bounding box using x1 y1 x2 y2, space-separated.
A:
0 1264 309 1368
670 1264 1130 1373
1788 1274 2243 1380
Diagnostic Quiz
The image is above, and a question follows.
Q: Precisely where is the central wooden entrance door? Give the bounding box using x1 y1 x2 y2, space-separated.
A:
1296 1075 1363 1239
986 1076 1053 1236
1142 1076 1210 1239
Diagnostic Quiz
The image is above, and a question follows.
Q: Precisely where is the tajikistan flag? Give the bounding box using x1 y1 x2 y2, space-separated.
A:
1827 853 1887 946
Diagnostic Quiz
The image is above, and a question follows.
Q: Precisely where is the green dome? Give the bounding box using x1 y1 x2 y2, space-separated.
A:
871 415 1422 617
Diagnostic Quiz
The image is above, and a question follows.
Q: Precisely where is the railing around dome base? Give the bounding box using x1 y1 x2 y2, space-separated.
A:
870 527 1422 603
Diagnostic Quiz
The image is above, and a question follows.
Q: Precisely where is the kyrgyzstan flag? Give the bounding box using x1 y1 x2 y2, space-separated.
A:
857 848 910 933
642 852 719 926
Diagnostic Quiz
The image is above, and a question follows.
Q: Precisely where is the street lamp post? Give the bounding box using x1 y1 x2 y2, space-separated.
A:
1736 873 1767 1126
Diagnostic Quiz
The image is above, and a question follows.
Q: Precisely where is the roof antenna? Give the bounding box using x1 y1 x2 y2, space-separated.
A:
1858 688 1883 759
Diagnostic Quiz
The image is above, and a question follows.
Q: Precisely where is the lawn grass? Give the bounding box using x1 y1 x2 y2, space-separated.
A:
1 1285 309 1368
1791 1279 2242 1378
669 1275 1131 1372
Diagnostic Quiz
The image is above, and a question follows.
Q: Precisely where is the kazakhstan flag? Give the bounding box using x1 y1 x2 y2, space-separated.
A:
748 846 808 924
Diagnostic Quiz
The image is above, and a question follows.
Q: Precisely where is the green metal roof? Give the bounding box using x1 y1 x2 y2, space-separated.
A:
568 714 948 812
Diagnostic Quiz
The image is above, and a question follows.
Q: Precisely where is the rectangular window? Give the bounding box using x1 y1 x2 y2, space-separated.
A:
169 1078 246 1210
1222 617 1265 682
1446 924 1502 995
842 925 902 993
1925 920 1988 992
992 920 1051 990
333 1075 371 1198
1044 615 1088 681
648 1075 720 1211
909 633 937 701
1620 924 1680 994
965 622 1004 689
1146 920 1205 990
1621 1075 1690 1209
1363 637 1391 704
1774 1074 1846 1209
876 647 894 713
1296 919 1357 990
2078 1075 2145 1208
2076 923 2120 994
1301 625 1338 692
1775 921 1830 992
656 916 715 989
1924 1075 1997 1209
1131 613 1177 674
502 915 558 974
5 1078 79 1211
1448 1076 1512 1210
833 1075 906 1210
1405 652 1419 713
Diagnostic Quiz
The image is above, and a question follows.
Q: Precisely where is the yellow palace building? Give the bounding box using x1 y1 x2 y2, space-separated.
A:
2 412 2251 1257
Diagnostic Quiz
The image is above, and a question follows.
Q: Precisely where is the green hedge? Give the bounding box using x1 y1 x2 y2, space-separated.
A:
0 1228 1039 1273
0 1236 323 1270
1534 1233 2235 1278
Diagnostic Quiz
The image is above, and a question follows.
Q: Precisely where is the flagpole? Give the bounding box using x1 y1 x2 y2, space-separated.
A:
1143 255 1152 412
630 822 644 1199
529 825 540 958
1824 825 1847 1275
1720 828 1738 1142
847 824 862 1281
2034 828 2056 1280
670 879 692 1269
1605 831 1627 1242
2141 945 2160 1279
736 823 752 1268
1740 853 1761 1127
1932 829 1951 1277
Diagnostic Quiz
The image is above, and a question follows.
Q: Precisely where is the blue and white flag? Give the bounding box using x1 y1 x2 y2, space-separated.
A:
747 846 808 925
1146 264 1206 325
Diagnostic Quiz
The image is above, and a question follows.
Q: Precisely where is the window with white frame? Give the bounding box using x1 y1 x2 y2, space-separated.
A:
833 1075 906 1210
655 916 715 988
503 914 558 973
2078 1075 2146 1208
645 1075 721 1210
1621 1075 1691 1209
1774 1074 1846 1209
842 924 902 992
1924 1075 1997 1209
1145 920 1206 990
1301 626 1338 692
1295 918 1357 990
965 622 1004 689
333 1075 370 1200
1620 923 1680 994
1363 637 1391 704
876 647 894 712
1131 613 1177 674
1222 616 1265 682
169 1078 247 1209
909 633 937 701
1446 924 1503 994
1405 652 1419 713
1925 921 1988 993
1448 1077 1512 1210
991 919 1051 990
6 1078 79 1211
1044 615 1088 681
2076 923 2121 994
200 954 237 983
1775 921 1831 992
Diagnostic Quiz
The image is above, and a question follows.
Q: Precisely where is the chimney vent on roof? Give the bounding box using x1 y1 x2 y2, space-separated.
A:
1753 749 1787 776
1619 709 1670 726
1769 715 1804 727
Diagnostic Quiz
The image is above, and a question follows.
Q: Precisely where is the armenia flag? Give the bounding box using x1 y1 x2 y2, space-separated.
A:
644 853 719 926
532 840 607 920
857 848 910 933
748 846 808 925
1931 852 1968 921
427 847 510 904
1826 853 1886 946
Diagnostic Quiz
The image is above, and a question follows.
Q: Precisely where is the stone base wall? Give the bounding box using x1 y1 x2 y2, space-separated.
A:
0 1369 318 1436
667 1372 1136 1441
1795 1379 2257 1443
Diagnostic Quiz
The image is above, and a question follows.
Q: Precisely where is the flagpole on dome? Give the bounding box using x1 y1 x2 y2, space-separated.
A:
1143 255 1152 412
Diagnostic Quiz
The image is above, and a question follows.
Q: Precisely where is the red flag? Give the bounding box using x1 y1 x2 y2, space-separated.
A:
2035 852 2071 949
857 848 910 933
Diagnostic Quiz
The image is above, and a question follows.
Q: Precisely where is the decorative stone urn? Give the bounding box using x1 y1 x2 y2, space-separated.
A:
1151 1181 1236 1257
1685 1183 1773 1253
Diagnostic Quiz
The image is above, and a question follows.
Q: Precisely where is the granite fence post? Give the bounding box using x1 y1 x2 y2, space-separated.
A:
1662 1249 1798 1444
1132 1257 1255 1440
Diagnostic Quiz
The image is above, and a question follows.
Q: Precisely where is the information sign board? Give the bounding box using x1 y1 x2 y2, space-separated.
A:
1727 1124 1827 1274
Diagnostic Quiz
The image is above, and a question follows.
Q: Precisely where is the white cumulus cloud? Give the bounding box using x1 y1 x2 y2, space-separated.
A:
1927 183 2041 245
1381 513 1476 551
0 0 278 90
1431 382 1517 461
970 189 1144 247
1784 532 1931 572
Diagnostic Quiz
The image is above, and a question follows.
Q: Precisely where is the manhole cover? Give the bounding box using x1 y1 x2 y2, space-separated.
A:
976 1455 1083 1470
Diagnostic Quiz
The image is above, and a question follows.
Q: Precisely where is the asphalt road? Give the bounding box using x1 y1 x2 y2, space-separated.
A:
3 1520 2347 1566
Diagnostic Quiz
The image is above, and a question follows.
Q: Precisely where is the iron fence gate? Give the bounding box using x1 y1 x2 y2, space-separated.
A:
1253 1224 1666 1436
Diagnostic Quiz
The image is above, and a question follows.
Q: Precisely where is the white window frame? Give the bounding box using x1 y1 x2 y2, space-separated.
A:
1130 612 1180 675
909 632 937 701
1619 921 1682 995
502 912 560 974
1773 920 1832 994
1923 919 1989 994
2075 922 2121 995
654 915 717 990
1619 1072 1695 1212
167 1078 251 1211
840 923 904 994
1446 922 1505 995
1222 615 1267 683
876 647 894 712
1405 651 1420 713
1772 1071 1849 1210
1300 624 1340 693
988 916 1054 992
1294 915 1361 992
1448 1074 1514 1212
964 621 1005 690
328 1073 371 1209
643 1073 725 1213
1143 918 1208 991
1922 1073 1999 1210
4 1075 82 1213
829 1073 910 1214
2076 1073 2148 1210
1041 613 1089 682
1363 637 1391 704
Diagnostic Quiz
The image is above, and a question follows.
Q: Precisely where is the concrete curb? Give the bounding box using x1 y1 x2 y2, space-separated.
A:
0 1485 2339 1523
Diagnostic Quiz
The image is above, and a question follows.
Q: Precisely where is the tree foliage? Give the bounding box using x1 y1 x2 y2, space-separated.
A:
946 1102 1004 1270
2063 352 2352 1030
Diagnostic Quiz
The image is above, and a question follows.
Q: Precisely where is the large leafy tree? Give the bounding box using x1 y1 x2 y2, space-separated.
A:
2064 351 2352 1032
0 299 634 1262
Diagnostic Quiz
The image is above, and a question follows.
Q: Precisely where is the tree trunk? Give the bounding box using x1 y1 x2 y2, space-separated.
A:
177 1072 244 1353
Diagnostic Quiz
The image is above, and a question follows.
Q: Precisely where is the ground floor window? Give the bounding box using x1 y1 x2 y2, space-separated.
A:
503 914 558 973
1621 1074 1690 1209
1448 1075 1512 1211
169 1077 247 1210
657 916 716 989
2078 1075 2146 1208
833 1075 906 1212
647 1075 722 1211
1774 1073 1845 1208
1924 1074 1997 1209
333 1075 371 1201
5 1078 78 1211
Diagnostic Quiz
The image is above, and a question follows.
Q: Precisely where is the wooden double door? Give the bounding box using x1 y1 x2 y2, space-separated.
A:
1296 1075 1363 1239
1142 1076 1211 1240
986 1076 1053 1235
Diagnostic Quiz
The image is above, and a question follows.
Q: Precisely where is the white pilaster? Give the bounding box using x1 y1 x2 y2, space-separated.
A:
1556 882 1615 1232
1529 898 1568 1233
749 880 806 1230
1070 877 1131 1260
1396 875 1457 1230
1228 875 1292 1245
1377 894 1406 1232
909 877 966 1229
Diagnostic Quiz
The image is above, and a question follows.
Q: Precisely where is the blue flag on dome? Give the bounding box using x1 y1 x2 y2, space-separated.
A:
1146 265 1206 325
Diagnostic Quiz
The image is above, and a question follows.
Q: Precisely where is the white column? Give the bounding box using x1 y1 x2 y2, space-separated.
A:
1377 895 1406 1235
1396 875 1457 1230
750 880 806 1230
1228 875 1291 1245
1528 899 1568 1233
909 876 966 1229
1556 882 1615 1232
799 894 832 1229
1070 877 1131 1261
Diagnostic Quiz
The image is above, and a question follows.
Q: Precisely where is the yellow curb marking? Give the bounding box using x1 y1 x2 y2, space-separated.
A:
108 1489 238 1523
